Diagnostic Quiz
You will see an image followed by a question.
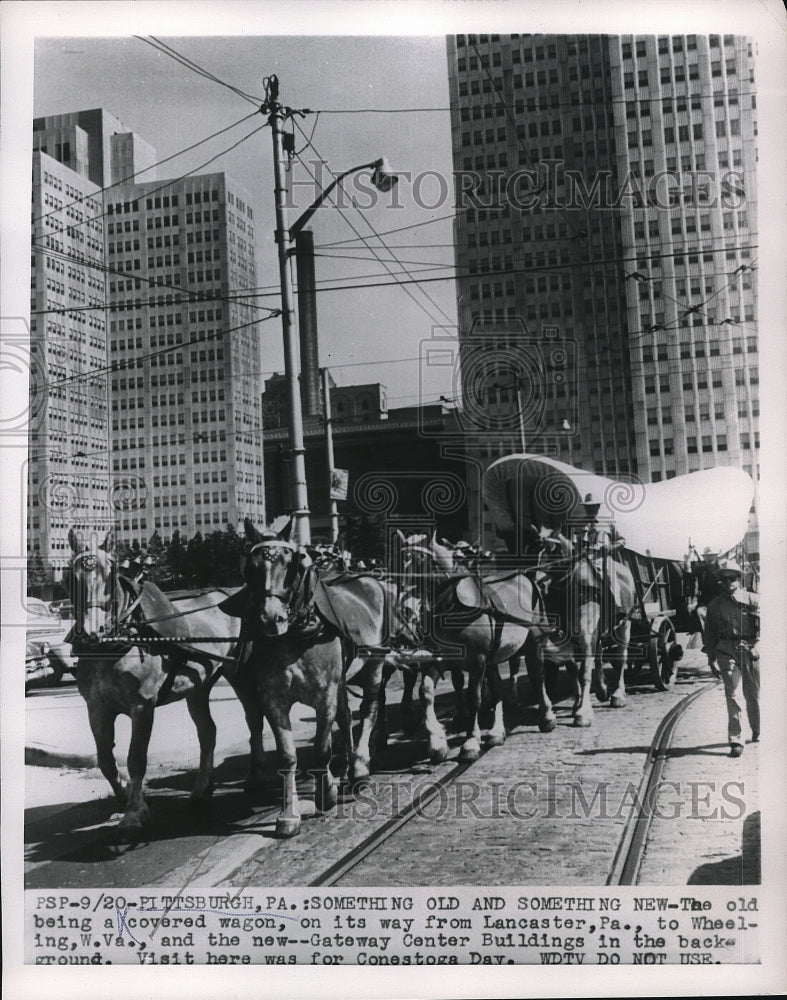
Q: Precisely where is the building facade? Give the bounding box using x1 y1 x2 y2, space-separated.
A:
29 150 111 583
446 34 758 555
262 378 467 544
106 172 265 544
29 109 266 586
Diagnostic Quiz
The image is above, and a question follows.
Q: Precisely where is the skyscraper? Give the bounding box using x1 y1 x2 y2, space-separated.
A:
29 109 265 587
29 149 110 582
446 34 758 555
106 172 265 543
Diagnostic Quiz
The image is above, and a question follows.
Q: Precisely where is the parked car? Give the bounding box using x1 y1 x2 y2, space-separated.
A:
25 637 64 693
25 597 76 692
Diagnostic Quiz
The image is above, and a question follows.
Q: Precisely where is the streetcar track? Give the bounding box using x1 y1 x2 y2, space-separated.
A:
304 678 715 889
309 745 494 887
607 681 715 886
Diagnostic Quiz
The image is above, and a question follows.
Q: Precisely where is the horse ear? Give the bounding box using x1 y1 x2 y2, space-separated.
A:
244 518 261 543
277 516 294 543
68 528 83 554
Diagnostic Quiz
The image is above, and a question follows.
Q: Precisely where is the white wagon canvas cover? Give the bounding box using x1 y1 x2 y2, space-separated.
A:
483 454 755 562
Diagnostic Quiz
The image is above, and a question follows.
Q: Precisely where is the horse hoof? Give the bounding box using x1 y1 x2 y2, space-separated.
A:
610 695 626 709
189 782 215 802
429 744 449 764
459 746 480 763
275 816 301 838
594 688 610 703
115 817 150 843
573 714 593 728
487 732 506 748
539 717 557 734
351 759 370 783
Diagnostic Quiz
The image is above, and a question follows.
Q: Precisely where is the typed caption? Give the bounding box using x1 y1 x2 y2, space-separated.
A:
27 887 759 966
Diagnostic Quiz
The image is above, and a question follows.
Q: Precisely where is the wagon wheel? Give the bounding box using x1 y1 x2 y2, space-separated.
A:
649 619 679 691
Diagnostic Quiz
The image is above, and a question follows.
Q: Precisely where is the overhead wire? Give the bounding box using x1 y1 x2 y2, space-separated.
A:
33 120 273 317
134 35 263 106
31 109 261 229
290 134 455 330
290 118 457 327
38 312 279 393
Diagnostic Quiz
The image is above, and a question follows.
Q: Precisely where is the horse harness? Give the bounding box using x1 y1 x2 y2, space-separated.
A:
71 553 244 698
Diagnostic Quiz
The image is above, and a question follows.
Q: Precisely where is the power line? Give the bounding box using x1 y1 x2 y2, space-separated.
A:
316 211 463 248
32 110 260 229
32 121 272 318
313 88 758 117
34 119 268 244
227 240 759 304
34 222 757 310
135 35 263 106
32 239 278 317
291 118 457 327
290 138 454 330
38 312 279 393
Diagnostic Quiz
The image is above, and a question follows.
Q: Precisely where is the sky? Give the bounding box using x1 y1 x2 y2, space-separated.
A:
32 33 461 409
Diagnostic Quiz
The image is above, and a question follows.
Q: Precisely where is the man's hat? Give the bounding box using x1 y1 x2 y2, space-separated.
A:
718 560 743 578
702 546 718 557
583 491 601 511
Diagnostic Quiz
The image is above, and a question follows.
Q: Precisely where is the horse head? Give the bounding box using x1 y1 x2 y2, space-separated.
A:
242 518 313 637
67 527 120 641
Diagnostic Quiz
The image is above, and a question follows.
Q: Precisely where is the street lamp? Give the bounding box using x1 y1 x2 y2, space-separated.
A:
266 75 397 544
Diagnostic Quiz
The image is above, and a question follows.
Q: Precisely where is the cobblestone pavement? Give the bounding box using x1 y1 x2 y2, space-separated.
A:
225 645 732 888
27 642 755 890
636 679 760 886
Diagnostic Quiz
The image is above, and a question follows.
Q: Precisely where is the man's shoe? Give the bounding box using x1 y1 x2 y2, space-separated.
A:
751 732 759 743
730 743 744 758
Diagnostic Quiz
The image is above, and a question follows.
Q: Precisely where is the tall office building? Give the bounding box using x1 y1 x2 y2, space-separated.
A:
29 150 111 582
106 172 265 543
446 34 758 554
29 109 265 587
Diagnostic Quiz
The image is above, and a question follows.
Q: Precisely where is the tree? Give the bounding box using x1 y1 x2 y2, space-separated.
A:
344 511 387 563
143 530 168 584
27 551 48 597
167 530 188 588
184 531 206 587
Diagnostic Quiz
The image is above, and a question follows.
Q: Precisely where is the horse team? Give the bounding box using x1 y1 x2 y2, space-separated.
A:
65 518 637 840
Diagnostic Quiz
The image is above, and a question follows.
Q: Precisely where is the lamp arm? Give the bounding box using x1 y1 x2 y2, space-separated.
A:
289 161 379 238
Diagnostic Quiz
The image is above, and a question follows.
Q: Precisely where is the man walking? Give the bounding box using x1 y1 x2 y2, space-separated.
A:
703 561 760 757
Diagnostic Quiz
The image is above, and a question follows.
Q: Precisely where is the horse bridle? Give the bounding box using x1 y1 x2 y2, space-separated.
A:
71 550 143 636
247 538 308 605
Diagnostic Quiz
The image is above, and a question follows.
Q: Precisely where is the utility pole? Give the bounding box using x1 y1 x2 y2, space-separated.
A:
265 75 311 545
514 375 527 453
322 366 340 544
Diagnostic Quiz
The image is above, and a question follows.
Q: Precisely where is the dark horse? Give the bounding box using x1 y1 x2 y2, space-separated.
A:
520 551 637 730
231 520 429 831
400 533 543 762
67 528 253 839
228 520 355 837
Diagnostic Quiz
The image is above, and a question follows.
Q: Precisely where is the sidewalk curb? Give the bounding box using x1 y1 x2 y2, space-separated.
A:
25 739 253 771
25 743 96 769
